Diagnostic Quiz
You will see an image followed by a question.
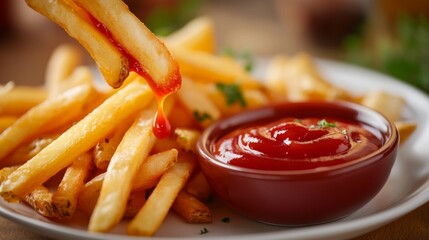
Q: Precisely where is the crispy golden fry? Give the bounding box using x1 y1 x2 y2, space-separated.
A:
24 185 57 218
0 80 153 202
78 149 178 216
92 117 134 170
89 103 159 232
127 153 196 236
52 152 92 218
1 133 59 168
45 44 82 97
361 91 405 122
74 0 181 94
0 116 16 133
185 171 212 202
133 149 178 191
164 16 215 53
395 121 417 144
172 191 212 223
177 77 220 128
26 0 128 88
174 128 201 153
124 190 146 218
266 53 352 102
0 86 47 116
170 47 260 89
0 166 19 183
0 84 93 161
52 66 95 97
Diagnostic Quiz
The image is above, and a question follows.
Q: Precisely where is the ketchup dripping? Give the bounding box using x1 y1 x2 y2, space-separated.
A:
89 14 176 139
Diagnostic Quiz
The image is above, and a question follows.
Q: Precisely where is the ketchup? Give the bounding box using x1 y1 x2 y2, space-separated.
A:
213 118 382 170
88 14 179 138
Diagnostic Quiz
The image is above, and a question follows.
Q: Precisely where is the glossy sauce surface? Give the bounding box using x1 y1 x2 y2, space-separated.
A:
213 118 382 170
89 14 178 138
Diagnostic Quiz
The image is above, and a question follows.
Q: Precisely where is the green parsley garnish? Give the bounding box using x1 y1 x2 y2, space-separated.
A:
216 83 247 107
200 227 209 234
193 111 212 123
317 119 336 128
221 48 254 72
221 217 231 223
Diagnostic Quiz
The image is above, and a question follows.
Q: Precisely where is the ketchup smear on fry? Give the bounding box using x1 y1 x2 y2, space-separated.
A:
213 118 382 170
89 15 180 139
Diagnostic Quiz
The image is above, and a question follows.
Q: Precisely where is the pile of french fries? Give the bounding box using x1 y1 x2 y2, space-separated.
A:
0 0 416 237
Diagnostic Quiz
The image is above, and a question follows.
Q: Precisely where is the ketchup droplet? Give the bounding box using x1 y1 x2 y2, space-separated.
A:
153 97 171 139
88 13 176 138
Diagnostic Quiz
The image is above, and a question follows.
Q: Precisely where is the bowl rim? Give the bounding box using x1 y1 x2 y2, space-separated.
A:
196 100 399 177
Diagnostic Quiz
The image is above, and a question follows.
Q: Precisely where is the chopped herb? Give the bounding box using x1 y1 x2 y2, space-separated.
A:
294 119 302 123
193 111 212 123
216 83 247 107
221 217 231 223
221 48 254 72
200 227 209 234
317 119 336 128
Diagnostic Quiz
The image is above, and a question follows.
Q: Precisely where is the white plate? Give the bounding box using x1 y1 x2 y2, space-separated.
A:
1 59 429 240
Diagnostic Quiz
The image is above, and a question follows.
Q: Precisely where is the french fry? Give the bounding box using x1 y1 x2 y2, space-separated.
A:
127 153 196 236
0 84 93 161
174 128 201 153
1 133 59 168
0 86 47 116
26 0 129 88
172 191 212 223
185 171 212 202
52 66 95 97
164 16 215 53
0 116 16 133
361 90 405 122
74 0 181 95
0 80 153 202
0 166 19 183
78 149 178 216
24 185 57 218
395 121 417 144
92 116 134 170
89 102 159 232
52 152 92 218
124 190 146 218
177 77 220 128
45 44 82 97
170 47 261 89
265 55 288 101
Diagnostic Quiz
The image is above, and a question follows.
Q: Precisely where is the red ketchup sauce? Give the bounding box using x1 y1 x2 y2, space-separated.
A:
88 15 180 138
213 118 382 170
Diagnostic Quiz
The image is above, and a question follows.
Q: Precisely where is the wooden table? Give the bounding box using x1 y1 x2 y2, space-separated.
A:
1 1 428 239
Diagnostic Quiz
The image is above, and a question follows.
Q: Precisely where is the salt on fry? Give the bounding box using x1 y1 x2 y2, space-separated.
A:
0 80 153 202
127 153 196 236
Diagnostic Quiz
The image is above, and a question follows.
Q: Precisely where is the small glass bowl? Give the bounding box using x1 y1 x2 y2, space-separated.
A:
197 101 399 226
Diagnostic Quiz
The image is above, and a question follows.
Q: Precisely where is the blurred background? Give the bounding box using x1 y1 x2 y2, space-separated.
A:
0 0 428 93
